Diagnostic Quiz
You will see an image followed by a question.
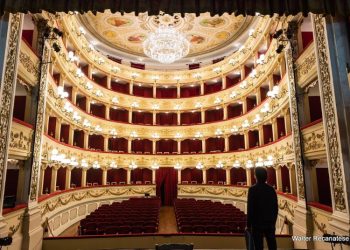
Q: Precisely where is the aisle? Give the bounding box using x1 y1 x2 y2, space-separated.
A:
158 206 178 233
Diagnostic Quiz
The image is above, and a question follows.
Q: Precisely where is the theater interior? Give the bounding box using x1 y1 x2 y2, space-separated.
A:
0 1 349 249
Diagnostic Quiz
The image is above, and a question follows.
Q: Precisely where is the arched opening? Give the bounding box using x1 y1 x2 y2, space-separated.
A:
230 167 247 185
107 168 127 185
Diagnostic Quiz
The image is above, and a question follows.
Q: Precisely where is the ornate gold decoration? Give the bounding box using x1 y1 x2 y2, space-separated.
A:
8 213 25 237
0 13 23 202
295 52 316 84
278 199 295 217
313 15 346 211
178 185 247 198
311 212 327 234
285 45 305 200
303 130 325 152
40 186 155 216
29 44 51 202
9 125 33 155
19 51 39 77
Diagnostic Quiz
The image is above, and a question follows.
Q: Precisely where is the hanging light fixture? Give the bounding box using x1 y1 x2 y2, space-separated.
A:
143 25 190 64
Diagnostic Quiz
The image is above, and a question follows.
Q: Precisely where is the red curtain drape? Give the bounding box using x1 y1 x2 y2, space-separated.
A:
132 139 152 153
180 86 200 97
76 96 86 111
87 168 102 184
229 134 245 151
156 167 178 206
230 168 246 185
156 139 177 153
205 109 223 122
277 117 286 138
48 117 56 137
89 135 104 151
60 124 70 143
263 125 273 144
4 169 19 197
90 104 106 119
281 166 291 192
266 167 276 188
13 96 26 121
56 167 66 190
110 108 128 122
73 130 84 148
206 137 224 152
226 75 240 88
131 168 152 183
107 168 127 183
109 137 128 152
133 85 153 97
156 87 177 98
207 168 226 183
43 167 52 193
132 111 152 124
181 112 201 125
204 82 222 94
227 104 243 119
111 81 129 94
156 113 177 125
248 131 259 148
246 97 257 112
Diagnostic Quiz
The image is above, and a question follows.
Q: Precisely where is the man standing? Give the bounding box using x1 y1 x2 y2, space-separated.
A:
246 167 278 250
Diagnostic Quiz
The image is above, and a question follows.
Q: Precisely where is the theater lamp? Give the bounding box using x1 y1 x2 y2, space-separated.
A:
174 133 182 139
233 160 241 168
129 161 138 169
264 155 274 166
231 126 239 133
92 161 100 169
110 161 117 168
81 159 88 168
267 86 280 98
193 73 202 80
174 163 182 170
229 58 237 66
242 119 250 128
216 161 224 169
245 160 254 168
57 86 69 99
72 112 81 121
111 66 120 73
196 162 204 170
85 82 93 90
151 162 160 170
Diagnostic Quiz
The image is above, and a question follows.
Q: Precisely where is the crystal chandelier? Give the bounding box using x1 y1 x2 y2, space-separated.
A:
143 25 190 64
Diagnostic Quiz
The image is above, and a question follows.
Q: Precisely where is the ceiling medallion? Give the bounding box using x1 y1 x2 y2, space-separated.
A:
143 25 190 64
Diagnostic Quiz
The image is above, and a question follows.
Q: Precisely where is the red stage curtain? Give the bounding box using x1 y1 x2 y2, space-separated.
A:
107 168 127 183
316 168 332 206
43 167 52 193
230 168 246 185
48 117 56 137
156 167 178 206
227 104 243 119
111 81 129 94
87 168 102 185
229 134 245 151
263 125 273 144
56 167 66 190
13 96 26 121
180 86 200 97
71 168 82 187
308 96 323 122
266 167 276 188
281 166 291 192
90 104 106 119
205 109 223 122
4 169 19 197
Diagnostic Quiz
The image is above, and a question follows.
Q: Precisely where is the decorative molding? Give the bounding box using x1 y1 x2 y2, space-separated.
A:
278 199 296 217
19 51 39 78
9 121 33 159
285 45 306 200
312 14 346 212
0 13 23 208
29 44 51 202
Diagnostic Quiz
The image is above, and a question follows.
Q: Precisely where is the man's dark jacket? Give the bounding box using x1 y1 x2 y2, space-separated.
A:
247 182 278 228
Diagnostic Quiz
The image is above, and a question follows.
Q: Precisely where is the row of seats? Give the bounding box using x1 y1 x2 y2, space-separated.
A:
79 197 160 235
174 199 247 234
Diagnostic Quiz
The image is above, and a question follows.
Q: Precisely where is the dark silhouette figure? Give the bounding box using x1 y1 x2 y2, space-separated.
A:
247 167 278 250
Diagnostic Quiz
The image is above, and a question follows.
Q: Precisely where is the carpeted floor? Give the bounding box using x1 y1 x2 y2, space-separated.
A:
158 206 178 233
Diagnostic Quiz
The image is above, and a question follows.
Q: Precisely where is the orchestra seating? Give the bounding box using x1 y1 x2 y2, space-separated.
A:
174 199 246 233
79 197 160 235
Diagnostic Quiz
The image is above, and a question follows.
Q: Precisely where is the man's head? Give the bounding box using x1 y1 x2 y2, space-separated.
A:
255 167 267 183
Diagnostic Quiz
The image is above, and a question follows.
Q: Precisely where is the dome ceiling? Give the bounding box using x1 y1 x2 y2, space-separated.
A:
79 11 254 59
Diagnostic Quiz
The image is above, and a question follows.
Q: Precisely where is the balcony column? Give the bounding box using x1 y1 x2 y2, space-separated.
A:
39 164 47 195
240 65 245 80
87 65 92 79
226 168 231 185
81 168 87 187
71 86 77 105
152 111 157 125
55 118 62 141
275 166 283 192
178 169 182 184
201 139 206 153
105 105 110 120
24 87 33 123
242 99 247 114
258 125 264 146
201 109 205 123
223 104 228 120
102 168 107 185
65 167 72 190
246 168 252 186
128 108 132 123
177 83 180 98
68 125 74 145
224 135 229 152
129 81 133 95
177 111 181 125
268 75 274 90
177 140 181 154
84 132 89 149
244 131 249 149
153 83 157 98
127 169 131 184
44 112 50 134
50 166 58 193
284 110 292 134
152 169 156 184
106 75 111 89
272 118 278 141
288 163 297 195
200 81 204 95
202 169 207 184
222 75 226 89
127 139 132 153
86 97 91 114
256 89 261 105
104 136 109 152
152 140 156 154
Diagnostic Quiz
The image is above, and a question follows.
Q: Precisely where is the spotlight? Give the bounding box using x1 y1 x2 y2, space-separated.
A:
272 29 283 39
276 44 285 54
52 43 61 52
52 27 63 37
